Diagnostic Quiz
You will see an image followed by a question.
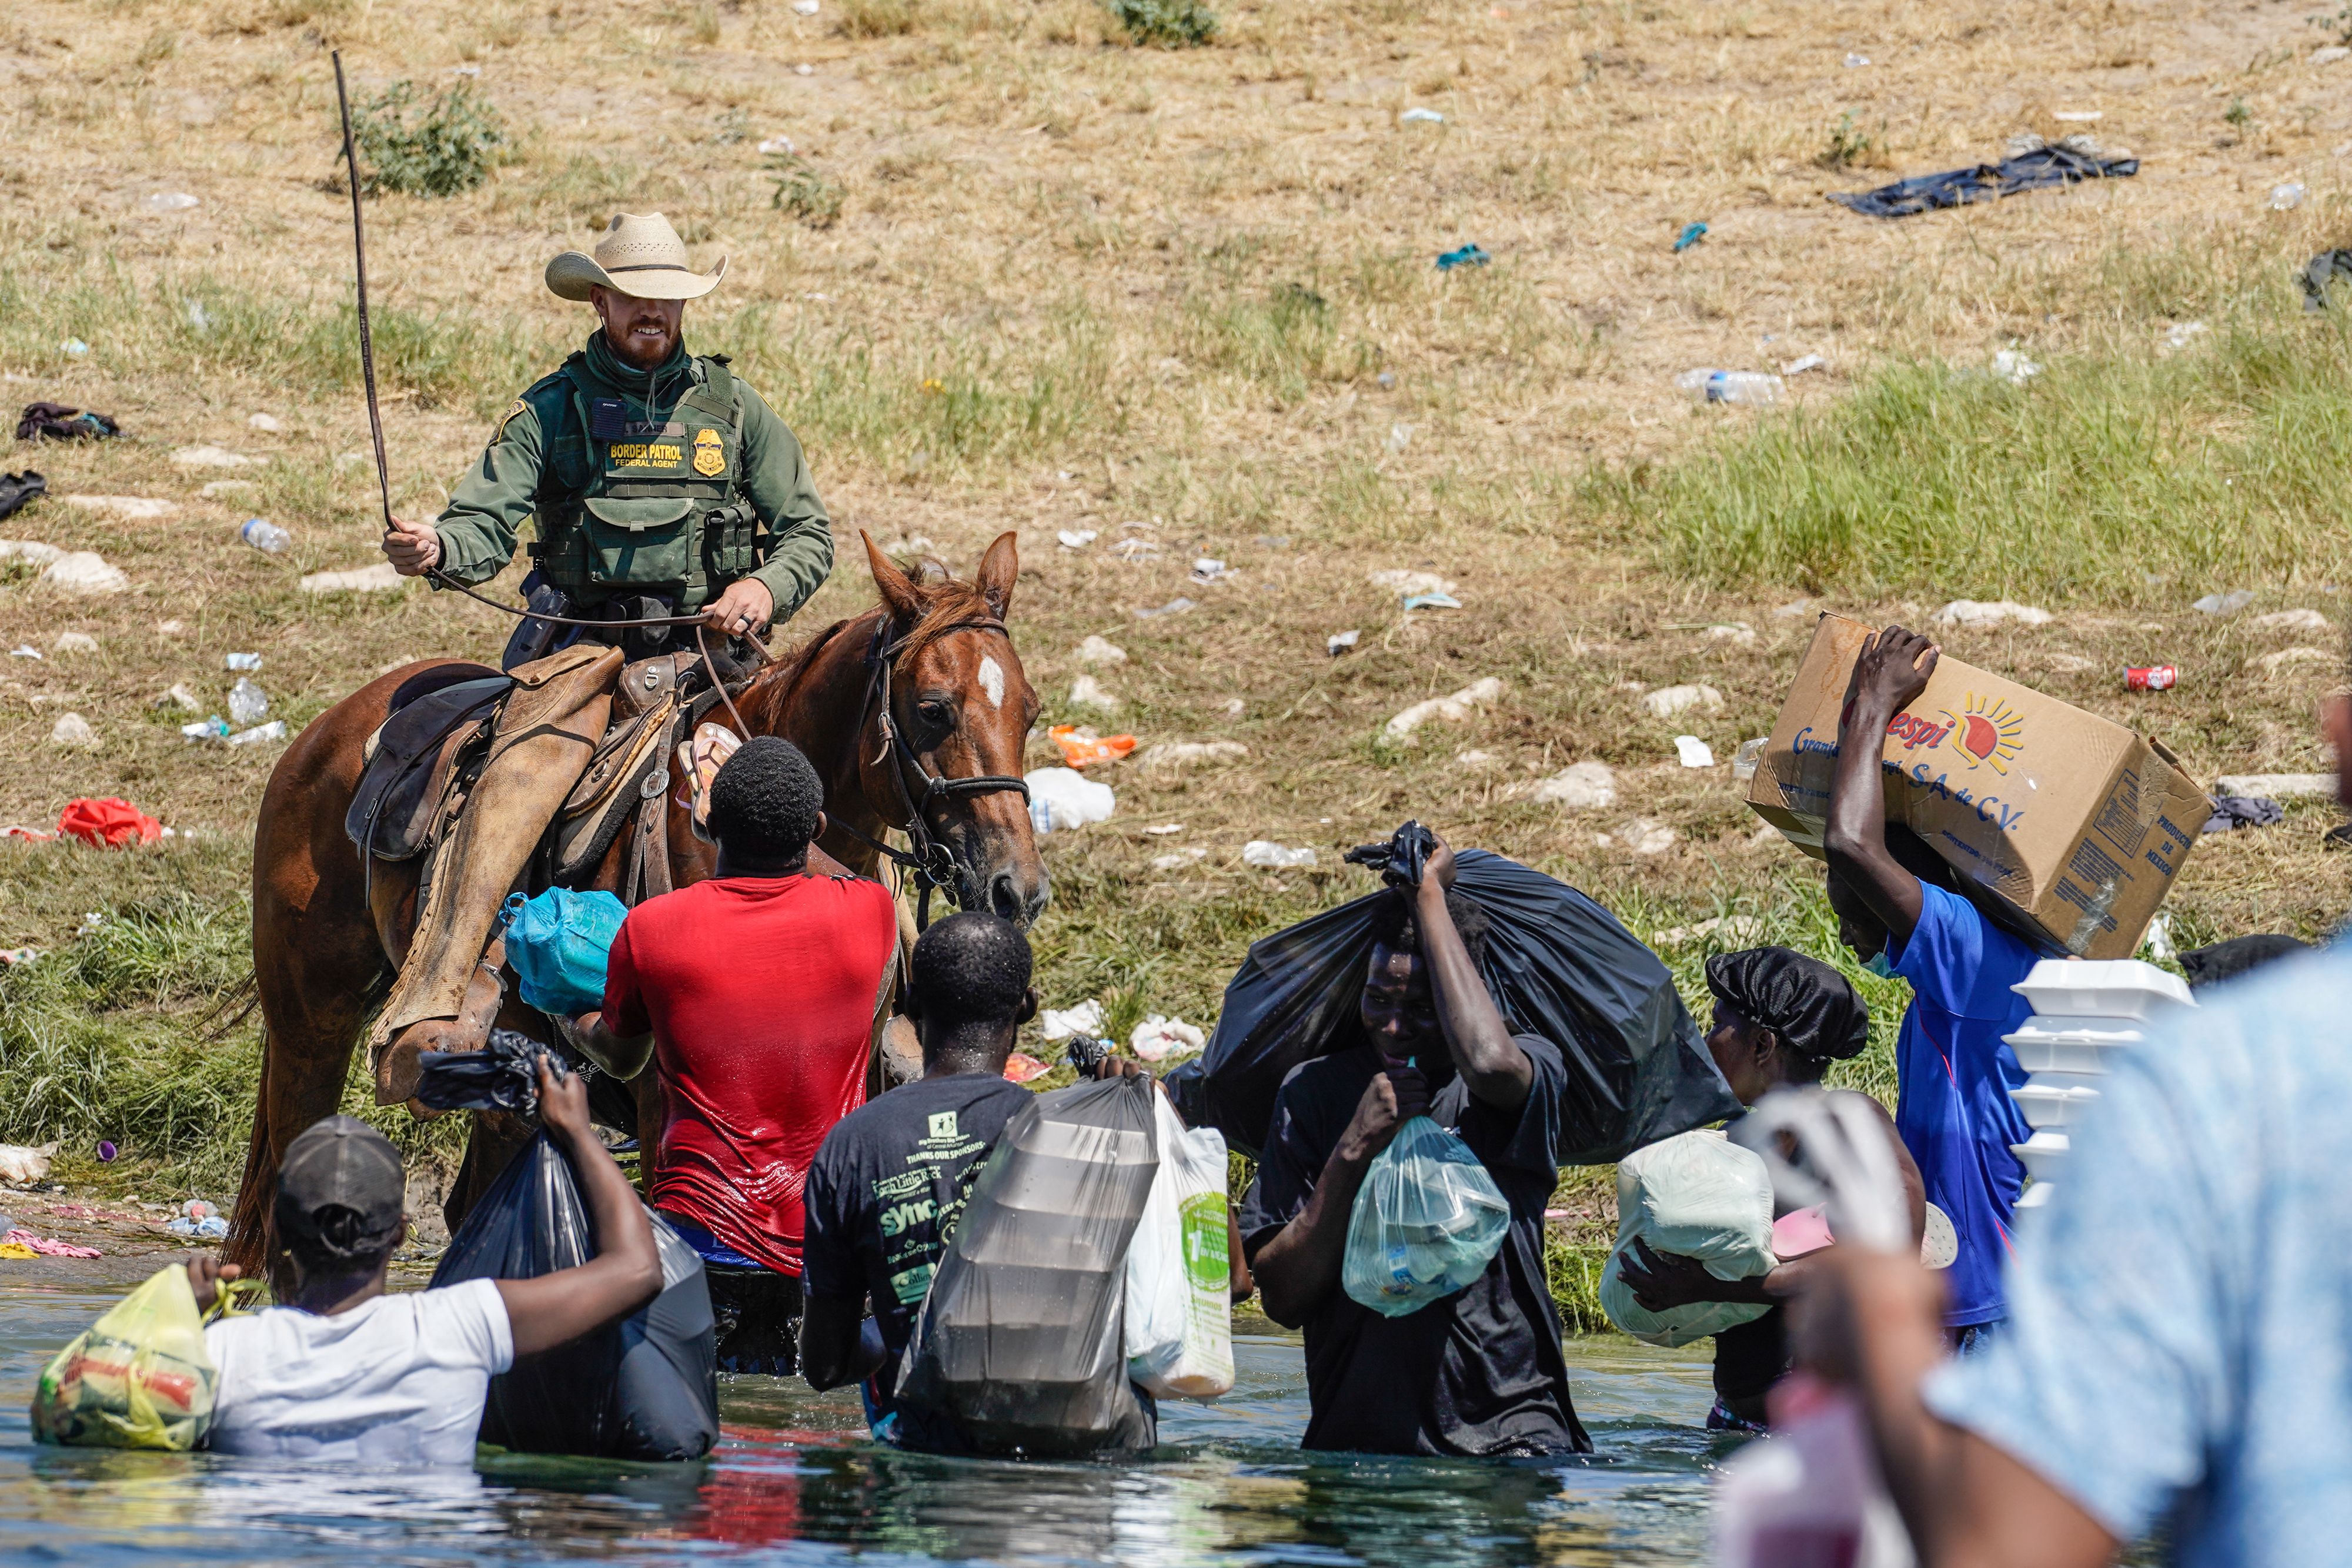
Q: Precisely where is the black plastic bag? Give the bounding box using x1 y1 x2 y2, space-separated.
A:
895 1074 1160 1456
430 1131 719 1460
1167 843 1739 1162
413 1028 546 1115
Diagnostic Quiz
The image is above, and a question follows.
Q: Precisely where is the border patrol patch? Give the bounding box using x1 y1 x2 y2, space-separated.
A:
492 398 527 442
691 427 725 477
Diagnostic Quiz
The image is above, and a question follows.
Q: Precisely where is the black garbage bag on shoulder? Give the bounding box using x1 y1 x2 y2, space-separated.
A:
413 1028 545 1116
1167 827 1739 1162
430 1131 719 1460
894 1074 1160 1457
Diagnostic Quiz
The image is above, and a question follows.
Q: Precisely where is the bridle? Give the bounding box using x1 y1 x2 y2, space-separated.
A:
827 614 1032 928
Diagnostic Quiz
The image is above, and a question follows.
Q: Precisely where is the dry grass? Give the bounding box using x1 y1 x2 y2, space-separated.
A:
2 0 2350 1241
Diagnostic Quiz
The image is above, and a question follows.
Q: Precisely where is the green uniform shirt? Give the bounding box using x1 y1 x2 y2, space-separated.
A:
432 332 833 618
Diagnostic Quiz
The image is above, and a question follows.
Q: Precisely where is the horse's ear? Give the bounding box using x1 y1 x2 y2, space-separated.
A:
974 531 1018 620
862 530 924 624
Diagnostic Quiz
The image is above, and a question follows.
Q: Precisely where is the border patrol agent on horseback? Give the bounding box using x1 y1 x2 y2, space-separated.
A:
372 212 834 1079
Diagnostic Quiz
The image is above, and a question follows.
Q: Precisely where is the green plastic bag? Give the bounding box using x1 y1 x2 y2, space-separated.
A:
32 1264 222 1450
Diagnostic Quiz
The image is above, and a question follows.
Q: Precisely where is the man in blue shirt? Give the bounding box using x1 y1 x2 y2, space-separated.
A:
1823 625 2035 1345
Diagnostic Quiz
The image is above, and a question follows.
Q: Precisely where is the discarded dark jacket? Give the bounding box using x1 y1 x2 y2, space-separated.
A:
0 471 44 525
2180 934 2312 991
15 403 119 443
2203 795 2283 834
1167 840 1739 1162
430 1131 719 1461
1829 145 2138 220
2301 249 2352 311
413 1028 547 1116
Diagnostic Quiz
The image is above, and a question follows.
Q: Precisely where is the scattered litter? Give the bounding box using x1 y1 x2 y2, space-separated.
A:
1830 143 2138 220
224 653 262 671
170 445 258 469
794 62 814 75
1990 349 2042 385
1242 840 1318 869
0 1145 56 1183
1069 674 1121 713
1675 369 1782 405
1384 676 1505 741
299 563 405 594
2141 912 2175 962
61 494 175 520
1672 222 1707 253
2256 608 2331 633
1137 740 1247 771
1222 697 1245 715
2193 589 2255 616
2204 795 2284 833
1399 107 1446 125
1190 557 1231 584
59 798 162 848
2301 248 2352 310
48 714 95 748
1130 1015 1205 1062
167 1201 228 1239
1077 635 1127 665
144 191 200 213
9 646 38 660
793 0 821 12
0 472 42 526
1653 914 1764 947
0 948 40 964
1401 590 1462 611
156 620 183 636
226 721 285 747
1772 599 1816 618
1369 569 1454 597
757 135 796 155
1001 1052 1050 1084
1705 622 1758 646
246 413 283 432
1142 823 1184 835
2254 645 2336 675
1780 353 1826 376
1375 372 1396 390
2161 321 2209 354
1327 629 1360 656
1435 243 1490 270
1151 847 1208 871
239 517 291 553
1641 683 1723 719
1843 52 1869 66
2317 45 2351 64
1673 735 1716 768
1615 818 1679 855
2271 182 2306 211
1057 529 1098 549
94 1141 112 1160
1026 766 1115 833
228 678 269 727
59 340 88 357
1040 1001 1107 1041
4 1228 99 1259
2124 665 2177 691
1385 422 1413 453
51 632 96 654
1933 599 2052 628
1531 761 1616 809
1135 597 1194 618
41 552 128 595
2214 772 2336 799
1732 738 1766 781
1048 724 1136 768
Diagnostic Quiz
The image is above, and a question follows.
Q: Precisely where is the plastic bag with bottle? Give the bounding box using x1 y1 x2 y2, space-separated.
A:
1123 1092 1235 1399
1341 1115 1511 1317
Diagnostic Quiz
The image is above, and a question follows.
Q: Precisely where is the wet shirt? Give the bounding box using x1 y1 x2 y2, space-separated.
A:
602 873 898 1276
801 1073 1037 1358
1889 882 2034 1328
1927 949 2352 1565
1239 1037 1592 1457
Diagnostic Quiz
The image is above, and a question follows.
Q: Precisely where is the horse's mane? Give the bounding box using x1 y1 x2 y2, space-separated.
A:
741 573 1000 726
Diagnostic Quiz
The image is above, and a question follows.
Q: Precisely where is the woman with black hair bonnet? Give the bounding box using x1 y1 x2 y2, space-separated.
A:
1616 945 1926 1430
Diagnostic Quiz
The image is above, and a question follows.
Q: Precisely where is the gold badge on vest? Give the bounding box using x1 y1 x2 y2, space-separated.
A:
691 427 726 477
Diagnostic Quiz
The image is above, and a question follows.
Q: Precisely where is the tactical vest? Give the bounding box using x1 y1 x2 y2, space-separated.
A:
527 352 761 613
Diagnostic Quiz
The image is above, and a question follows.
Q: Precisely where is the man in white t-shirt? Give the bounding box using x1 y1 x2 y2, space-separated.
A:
187 1057 661 1465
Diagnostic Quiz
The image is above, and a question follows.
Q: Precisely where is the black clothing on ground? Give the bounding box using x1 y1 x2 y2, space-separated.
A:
1238 1034 1592 1457
2202 795 2284 834
15 403 119 442
2181 934 2313 992
0 470 44 523
1829 143 2138 220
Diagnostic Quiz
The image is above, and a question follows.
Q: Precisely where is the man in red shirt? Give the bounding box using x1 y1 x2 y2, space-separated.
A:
567 736 898 1372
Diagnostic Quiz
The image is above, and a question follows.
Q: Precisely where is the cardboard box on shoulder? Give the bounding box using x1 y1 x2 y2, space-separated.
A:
1745 613 2210 959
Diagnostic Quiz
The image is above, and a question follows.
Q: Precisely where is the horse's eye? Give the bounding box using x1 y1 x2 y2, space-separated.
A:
917 699 954 730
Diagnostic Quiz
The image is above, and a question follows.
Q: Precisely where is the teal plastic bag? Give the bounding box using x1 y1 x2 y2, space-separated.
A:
1340 1116 1511 1318
505 888 629 1018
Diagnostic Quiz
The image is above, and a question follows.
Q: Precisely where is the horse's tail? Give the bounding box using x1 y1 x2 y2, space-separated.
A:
225 1021 277 1273
201 971 260 1042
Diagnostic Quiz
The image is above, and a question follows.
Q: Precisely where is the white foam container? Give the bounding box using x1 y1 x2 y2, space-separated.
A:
2009 1082 2100 1129
2003 1022 2143 1075
2011 1129 2071 1183
2015 1182 2055 1211
2011 959 2193 1021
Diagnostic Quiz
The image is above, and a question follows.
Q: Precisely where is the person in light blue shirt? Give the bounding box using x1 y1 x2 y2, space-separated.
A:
1823 625 2036 1340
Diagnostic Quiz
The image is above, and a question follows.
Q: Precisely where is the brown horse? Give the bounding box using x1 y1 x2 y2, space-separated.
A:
228 532 1046 1269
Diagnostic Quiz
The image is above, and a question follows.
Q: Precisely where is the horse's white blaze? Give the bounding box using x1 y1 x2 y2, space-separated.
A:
978 654 1006 709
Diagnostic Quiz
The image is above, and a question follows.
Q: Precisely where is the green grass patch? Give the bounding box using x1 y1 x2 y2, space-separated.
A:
350 81 512 199
1105 0 1220 47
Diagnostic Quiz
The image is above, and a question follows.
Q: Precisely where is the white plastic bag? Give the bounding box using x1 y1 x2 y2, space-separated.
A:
1598 1129 1777 1346
1124 1094 1235 1399
1026 767 1114 834
1341 1116 1510 1317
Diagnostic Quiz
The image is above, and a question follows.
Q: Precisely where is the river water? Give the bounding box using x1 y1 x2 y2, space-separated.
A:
0 1283 1735 1566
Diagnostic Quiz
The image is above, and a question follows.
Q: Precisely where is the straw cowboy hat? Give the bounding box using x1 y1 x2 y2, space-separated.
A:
546 213 727 302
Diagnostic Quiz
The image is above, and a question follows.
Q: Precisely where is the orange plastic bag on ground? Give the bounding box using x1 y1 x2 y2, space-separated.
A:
1049 726 1136 769
58 798 162 849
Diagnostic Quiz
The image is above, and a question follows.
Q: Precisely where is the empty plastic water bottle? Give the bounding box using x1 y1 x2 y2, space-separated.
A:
228 678 268 727
239 518 290 553
1676 369 1782 406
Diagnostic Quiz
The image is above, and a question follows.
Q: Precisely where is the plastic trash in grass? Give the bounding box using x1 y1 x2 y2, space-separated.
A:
1435 243 1489 271
1242 841 1317 869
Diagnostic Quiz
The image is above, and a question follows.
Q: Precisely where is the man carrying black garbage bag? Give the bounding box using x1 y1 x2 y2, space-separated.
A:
1242 828 1591 1457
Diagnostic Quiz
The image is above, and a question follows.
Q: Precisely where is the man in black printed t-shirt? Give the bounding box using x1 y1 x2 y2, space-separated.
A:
799 912 1043 1446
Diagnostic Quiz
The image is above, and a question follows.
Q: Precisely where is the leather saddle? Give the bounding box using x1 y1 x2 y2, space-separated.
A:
346 666 510 862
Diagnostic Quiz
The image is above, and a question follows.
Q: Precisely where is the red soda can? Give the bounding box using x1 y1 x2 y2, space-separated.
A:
2125 665 2177 691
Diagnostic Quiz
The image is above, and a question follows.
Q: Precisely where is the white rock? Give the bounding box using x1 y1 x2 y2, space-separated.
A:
2317 44 2351 63
1531 761 1617 809
1703 622 1758 646
246 413 283 432
62 494 178 521
1619 817 1679 855
1772 599 1816 618
299 563 406 594
49 713 95 747
1069 673 1121 712
1076 634 1127 666
2253 646 2336 674
2254 608 2331 633
1384 676 1505 741
1934 599 2052 628
1675 735 1716 768
1137 740 1248 770
1455 748 1500 768
1641 683 1724 719
1242 840 1318 868
1368 569 1455 597
41 552 129 595
2214 772 2336 799
51 631 98 654
170 445 260 469
0 540 64 567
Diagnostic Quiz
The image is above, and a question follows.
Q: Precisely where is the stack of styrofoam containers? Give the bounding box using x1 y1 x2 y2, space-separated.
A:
2004 959 2195 1212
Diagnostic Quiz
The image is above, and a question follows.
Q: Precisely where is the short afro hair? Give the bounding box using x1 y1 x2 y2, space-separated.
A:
909 911 1034 1030
707 735 824 861
1367 886 1492 969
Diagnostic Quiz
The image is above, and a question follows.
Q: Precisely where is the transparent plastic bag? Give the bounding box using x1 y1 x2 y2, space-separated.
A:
1598 1130 1778 1347
1341 1116 1511 1317
1124 1093 1235 1400
32 1263 218 1450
